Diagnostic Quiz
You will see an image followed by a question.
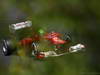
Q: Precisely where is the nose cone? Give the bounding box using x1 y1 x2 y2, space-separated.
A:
69 43 85 53
78 44 85 48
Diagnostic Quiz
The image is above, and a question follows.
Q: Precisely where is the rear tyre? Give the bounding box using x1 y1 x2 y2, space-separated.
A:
2 38 16 56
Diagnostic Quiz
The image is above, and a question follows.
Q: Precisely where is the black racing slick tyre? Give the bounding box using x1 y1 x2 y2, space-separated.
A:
2 38 16 56
63 33 72 42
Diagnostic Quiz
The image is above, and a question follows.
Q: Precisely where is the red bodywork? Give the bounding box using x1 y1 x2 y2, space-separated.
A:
19 32 68 58
20 32 67 46
20 37 33 46
44 32 66 45
36 53 45 59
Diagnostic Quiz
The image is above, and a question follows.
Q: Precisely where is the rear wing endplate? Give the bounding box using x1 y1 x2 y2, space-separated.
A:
9 21 32 32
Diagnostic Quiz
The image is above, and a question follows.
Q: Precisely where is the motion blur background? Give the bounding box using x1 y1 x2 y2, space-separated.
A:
0 0 100 75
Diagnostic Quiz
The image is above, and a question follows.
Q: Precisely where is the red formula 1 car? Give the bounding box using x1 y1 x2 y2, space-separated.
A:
2 21 85 59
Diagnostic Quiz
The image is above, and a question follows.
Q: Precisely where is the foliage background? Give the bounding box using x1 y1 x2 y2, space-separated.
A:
0 0 100 75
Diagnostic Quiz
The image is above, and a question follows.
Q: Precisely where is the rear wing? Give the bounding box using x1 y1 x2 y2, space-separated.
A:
9 21 32 32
